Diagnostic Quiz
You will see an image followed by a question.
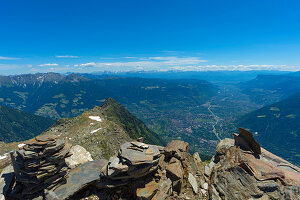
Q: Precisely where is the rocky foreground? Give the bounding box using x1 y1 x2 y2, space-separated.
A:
1 128 300 200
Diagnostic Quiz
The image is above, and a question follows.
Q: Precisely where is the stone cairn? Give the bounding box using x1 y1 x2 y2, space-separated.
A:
102 141 162 180
9 135 71 199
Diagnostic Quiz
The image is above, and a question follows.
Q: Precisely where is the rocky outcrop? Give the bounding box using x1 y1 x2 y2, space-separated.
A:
209 128 300 200
8 135 72 199
90 140 206 200
1 128 299 200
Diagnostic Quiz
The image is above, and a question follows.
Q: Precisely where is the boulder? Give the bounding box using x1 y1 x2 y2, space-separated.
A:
164 140 189 160
166 157 183 180
65 145 93 169
119 142 160 166
216 138 234 155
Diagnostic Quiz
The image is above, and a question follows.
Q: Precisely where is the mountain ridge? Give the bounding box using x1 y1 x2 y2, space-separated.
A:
236 92 300 165
0 106 55 142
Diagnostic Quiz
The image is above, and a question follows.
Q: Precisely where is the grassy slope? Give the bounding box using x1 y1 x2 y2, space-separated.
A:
236 93 300 165
40 98 164 160
100 98 164 146
0 106 55 142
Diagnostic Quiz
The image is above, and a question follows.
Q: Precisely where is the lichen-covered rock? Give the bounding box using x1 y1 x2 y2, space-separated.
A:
65 145 93 169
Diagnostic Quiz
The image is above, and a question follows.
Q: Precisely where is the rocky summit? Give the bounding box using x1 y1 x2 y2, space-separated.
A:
1 129 300 200
210 128 300 200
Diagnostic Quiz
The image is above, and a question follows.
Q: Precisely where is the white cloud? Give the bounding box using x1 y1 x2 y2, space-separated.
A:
77 56 208 71
0 56 19 60
56 55 79 58
168 64 299 71
99 57 117 60
122 57 137 59
80 62 97 67
38 63 58 67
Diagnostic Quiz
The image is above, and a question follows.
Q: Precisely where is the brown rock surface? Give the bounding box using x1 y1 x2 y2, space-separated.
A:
136 180 159 200
166 157 184 180
210 131 300 200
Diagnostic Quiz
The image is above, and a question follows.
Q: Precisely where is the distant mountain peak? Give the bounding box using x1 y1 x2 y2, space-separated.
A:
64 73 89 82
101 97 118 108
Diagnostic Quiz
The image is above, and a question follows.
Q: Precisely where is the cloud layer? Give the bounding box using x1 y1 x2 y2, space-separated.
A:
0 56 19 60
0 55 299 75
38 63 59 67
56 55 79 58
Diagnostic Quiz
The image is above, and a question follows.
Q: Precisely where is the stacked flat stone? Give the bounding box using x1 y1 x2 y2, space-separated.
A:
11 135 71 198
103 141 162 180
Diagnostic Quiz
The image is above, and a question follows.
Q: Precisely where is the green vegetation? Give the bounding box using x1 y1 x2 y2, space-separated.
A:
0 106 55 142
39 98 164 160
100 98 164 146
236 93 300 165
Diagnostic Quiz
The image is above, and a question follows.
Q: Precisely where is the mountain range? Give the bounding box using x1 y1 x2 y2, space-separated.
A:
236 92 300 165
0 71 300 165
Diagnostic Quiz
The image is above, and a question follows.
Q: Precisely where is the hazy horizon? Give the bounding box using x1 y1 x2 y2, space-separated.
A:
1 0 300 74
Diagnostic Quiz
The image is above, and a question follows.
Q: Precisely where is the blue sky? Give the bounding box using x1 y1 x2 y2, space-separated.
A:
1 0 300 74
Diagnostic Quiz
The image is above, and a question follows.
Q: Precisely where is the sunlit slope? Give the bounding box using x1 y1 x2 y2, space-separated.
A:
236 93 300 165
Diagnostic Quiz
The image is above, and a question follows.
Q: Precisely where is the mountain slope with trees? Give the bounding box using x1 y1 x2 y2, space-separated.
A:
0 106 54 142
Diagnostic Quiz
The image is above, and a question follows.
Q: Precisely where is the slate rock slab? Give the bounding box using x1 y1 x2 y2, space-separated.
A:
53 159 108 200
0 165 15 199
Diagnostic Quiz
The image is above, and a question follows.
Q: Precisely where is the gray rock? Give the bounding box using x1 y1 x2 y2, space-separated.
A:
203 182 208 190
188 173 198 194
216 138 234 155
193 152 201 163
54 160 108 200
153 178 172 200
204 166 210 177
119 142 154 165
9 138 72 199
130 141 149 149
0 165 15 199
65 145 93 169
